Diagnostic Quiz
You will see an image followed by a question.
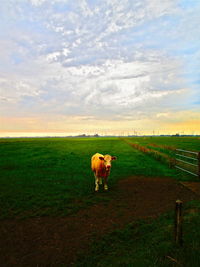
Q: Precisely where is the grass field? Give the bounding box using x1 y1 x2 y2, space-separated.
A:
126 136 200 151
1 136 200 266
0 136 199 219
124 136 200 180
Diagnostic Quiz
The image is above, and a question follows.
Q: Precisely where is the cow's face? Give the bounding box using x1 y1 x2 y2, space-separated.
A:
99 154 117 171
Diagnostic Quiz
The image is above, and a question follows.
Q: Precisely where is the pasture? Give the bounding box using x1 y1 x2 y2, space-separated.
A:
127 136 200 151
0 136 200 266
0 136 186 219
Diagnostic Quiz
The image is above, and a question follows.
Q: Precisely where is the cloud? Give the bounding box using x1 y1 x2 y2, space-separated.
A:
0 0 200 134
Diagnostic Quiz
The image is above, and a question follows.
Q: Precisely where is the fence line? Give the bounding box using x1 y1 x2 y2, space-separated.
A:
122 138 200 178
175 153 198 161
176 149 198 155
175 166 199 177
175 149 200 178
176 158 198 167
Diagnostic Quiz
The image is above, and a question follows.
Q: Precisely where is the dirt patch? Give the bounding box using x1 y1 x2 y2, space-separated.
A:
180 181 200 196
0 176 199 267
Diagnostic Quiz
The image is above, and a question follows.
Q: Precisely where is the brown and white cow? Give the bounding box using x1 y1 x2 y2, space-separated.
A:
91 153 117 191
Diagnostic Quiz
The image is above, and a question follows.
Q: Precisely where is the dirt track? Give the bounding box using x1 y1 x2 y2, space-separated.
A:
0 176 199 267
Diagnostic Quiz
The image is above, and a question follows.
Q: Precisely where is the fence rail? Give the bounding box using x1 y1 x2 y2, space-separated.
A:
175 153 198 161
175 149 200 178
176 149 198 155
176 158 198 167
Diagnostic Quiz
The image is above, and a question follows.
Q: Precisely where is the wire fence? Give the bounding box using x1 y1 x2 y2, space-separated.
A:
175 149 200 178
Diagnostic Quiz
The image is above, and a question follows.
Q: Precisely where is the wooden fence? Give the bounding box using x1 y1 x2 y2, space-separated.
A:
175 149 200 178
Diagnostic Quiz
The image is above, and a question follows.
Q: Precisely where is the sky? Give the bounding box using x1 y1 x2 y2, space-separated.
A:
0 0 200 137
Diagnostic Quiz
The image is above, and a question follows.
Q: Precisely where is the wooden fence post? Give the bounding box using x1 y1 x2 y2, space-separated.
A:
198 152 200 179
175 200 183 246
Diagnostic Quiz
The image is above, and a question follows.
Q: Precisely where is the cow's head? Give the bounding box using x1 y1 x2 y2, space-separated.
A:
99 154 117 171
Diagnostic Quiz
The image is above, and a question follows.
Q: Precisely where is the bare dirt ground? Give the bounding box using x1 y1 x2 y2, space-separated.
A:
180 181 200 196
0 176 199 267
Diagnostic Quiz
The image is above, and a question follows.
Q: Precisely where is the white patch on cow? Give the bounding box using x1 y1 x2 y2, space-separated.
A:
104 184 108 191
95 176 99 192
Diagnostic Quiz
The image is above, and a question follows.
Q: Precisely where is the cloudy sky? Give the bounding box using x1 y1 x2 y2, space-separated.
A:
0 0 200 136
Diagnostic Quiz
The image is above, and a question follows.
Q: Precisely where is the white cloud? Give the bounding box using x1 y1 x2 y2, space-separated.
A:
0 75 42 103
0 0 199 130
30 0 69 6
30 0 46 6
46 51 61 62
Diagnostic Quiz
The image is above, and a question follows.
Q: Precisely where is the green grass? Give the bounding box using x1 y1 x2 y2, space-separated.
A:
76 200 200 267
0 137 199 219
1 137 200 265
124 136 200 180
0 137 191 219
127 136 200 151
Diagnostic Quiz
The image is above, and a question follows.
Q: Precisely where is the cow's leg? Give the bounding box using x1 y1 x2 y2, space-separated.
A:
95 178 99 192
94 173 100 192
99 178 102 185
104 177 108 191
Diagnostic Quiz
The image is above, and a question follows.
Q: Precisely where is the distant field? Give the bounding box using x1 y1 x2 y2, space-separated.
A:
0 136 199 219
124 136 200 179
126 136 200 151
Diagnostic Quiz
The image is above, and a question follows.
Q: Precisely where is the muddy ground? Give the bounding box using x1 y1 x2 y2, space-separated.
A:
0 176 199 267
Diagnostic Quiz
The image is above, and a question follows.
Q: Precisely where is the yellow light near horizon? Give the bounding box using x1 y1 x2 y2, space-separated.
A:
0 112 200 137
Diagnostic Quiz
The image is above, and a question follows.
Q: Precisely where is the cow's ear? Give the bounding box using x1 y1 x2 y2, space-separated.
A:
111 156 117 160
99 156 104 160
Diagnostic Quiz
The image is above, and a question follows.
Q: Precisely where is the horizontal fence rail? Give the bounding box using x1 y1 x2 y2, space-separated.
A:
175 153 198 161
176 149 198 155
175 166 199 177
175 149 200 178
122 138 200 178
176 158 198 167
